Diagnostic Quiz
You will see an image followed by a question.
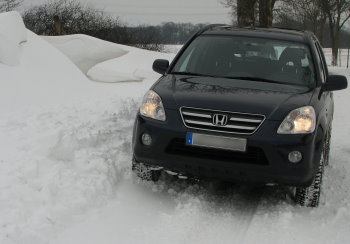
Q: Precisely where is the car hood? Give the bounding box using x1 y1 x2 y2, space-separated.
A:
153 75 314 120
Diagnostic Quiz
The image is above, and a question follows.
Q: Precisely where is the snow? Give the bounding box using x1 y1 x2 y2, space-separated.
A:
163 44 183 54
0 33 20 65
0 30 90 115
0 12 160 244
0 11 27 45
87 46 175 82
43 34 175 82
1 11 350 244
323 48 350 68
42 35 128 74
0 11 27 66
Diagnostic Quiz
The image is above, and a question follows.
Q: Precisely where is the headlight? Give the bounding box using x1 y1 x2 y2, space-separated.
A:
140 90 166 121
277 106 316 134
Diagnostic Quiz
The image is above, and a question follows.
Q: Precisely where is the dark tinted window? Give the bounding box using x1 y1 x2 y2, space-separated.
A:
315 41 328 83
172 35 315 86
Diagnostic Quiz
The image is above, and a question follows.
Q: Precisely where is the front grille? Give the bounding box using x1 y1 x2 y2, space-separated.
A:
166 138 268 165
180 107 265 135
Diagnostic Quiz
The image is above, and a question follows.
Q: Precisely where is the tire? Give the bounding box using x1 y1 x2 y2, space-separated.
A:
294 146 325 207
132 158 161 182
324 126 332 166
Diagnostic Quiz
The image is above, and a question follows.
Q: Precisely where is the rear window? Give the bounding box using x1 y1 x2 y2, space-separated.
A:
171 35 315 86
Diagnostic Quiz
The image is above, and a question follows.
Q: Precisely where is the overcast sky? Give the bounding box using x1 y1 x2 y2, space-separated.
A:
21 0 232 25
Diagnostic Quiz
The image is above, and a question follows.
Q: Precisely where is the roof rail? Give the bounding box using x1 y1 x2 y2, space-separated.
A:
268 26 304 32
196 24 231 36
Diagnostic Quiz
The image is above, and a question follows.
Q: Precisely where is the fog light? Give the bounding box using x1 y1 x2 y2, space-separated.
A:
141 133 152 146
288 151 302 163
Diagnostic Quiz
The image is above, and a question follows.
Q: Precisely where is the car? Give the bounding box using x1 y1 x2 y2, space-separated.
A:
131 25 348 207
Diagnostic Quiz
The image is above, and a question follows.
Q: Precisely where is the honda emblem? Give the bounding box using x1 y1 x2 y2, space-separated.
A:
212 114 228 126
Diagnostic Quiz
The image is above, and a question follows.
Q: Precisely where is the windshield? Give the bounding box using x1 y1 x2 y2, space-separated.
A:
171 35 315 86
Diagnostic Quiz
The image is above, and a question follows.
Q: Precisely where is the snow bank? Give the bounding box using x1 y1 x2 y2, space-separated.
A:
44 34 175 82
0 11 27 65
87 48 175 82
0 11 27 44
163 44 183 54
0 33 21 66
42 34 128 74
0 12 161 243
0 30 90 115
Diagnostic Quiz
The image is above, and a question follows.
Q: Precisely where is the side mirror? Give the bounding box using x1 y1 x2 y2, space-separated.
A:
323 75 348 92
153 59 169 75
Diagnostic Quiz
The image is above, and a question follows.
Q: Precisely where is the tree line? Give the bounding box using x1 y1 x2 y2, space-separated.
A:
0 0 21 12
221 0 350 65
1 0 350 64
6 0 204 51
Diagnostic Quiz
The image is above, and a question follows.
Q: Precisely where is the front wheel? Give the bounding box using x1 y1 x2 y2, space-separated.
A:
132 158 161 182
324 126 332 166
293 146 326 207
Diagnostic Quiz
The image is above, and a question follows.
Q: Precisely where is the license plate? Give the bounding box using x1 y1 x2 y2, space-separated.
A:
186 132 247 152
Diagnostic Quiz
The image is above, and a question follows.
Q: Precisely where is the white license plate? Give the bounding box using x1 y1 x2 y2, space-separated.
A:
186 132 247 152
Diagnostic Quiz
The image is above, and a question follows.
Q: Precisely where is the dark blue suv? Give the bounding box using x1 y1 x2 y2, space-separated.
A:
132 25 348 207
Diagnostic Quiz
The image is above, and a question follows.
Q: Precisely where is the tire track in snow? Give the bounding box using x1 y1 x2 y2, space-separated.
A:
234 187 266 244
134 180 266 244
0 98 140 244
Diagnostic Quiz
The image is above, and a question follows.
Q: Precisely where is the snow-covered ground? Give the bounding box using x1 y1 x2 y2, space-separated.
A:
323 48 350 68
163 44 183 54
1 12 350 244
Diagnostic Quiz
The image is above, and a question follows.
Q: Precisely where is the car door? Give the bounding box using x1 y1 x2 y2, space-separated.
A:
315 41 333 130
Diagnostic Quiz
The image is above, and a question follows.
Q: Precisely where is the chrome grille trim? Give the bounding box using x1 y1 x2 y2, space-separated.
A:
182 111 212 118
185 119 256 130
180 107 265 135
229 117 262 123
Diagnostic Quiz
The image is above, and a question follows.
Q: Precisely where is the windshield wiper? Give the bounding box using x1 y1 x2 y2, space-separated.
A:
171 73 306 87
171 71 217 78
171 71 202 76
225 76 289 85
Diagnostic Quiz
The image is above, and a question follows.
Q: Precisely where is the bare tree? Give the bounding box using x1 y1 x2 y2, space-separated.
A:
278 0 326 42
237 0 258 26
0 0 22 12
23 0 117 36
23 0 164 51
221 0 257 25
319 0 350 65
259 0 278 27
221 0 277 27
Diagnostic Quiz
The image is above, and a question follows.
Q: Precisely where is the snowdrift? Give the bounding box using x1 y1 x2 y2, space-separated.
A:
0 29 91 114
0 11 27 65
87 45 175 82
44 34 175 82
0 12 155 244
0 11 27 44
0 11 163 243
43 34 128 74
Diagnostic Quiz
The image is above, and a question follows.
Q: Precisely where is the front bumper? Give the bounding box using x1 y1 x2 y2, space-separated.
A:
132 109 323 187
